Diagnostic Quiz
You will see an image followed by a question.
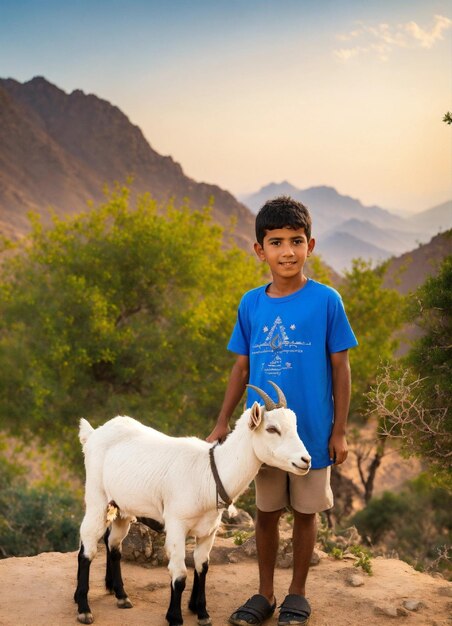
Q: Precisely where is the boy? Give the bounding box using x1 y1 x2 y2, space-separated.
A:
207 196 357 626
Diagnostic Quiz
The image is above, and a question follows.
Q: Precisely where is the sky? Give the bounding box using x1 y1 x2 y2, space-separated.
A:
1 0 451 214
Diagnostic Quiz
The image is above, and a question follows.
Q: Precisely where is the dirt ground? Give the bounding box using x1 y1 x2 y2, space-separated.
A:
1 538 451 626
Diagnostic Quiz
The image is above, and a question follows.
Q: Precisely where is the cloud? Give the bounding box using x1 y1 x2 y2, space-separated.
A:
334 14 452 62
405 14 452 48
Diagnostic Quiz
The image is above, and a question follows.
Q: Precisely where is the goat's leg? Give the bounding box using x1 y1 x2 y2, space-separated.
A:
104 527 113 593
106 516 133 608
188 532 216 626
74 506 108 624
165 522 188 626
74 543 93 624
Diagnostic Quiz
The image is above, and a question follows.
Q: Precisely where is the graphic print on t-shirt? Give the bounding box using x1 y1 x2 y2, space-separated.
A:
251 315 311 376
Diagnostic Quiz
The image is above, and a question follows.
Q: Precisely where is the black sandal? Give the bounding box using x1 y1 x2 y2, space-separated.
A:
229 594 277 626
278 594 311 625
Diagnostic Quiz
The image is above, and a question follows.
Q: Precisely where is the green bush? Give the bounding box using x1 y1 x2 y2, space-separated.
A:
351 474 452 575
0 455 82 557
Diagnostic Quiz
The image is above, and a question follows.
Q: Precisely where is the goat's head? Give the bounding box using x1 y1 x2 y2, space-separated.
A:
247 381 311 475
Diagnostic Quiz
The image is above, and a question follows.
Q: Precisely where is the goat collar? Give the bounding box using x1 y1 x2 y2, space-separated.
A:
209 443 232 509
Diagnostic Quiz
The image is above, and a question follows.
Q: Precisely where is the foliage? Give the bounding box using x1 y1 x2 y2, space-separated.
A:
232 530 253 546
306 253 334 286
317 515 373 574
369 256 452 480
235 483 256 517
330 546 343 560
340 259 405 418
443 111 452 125
370 365 451 480
0 454 81 557
0 187 265 464
351 473 452 575
348 544 373 574
406 255 451 410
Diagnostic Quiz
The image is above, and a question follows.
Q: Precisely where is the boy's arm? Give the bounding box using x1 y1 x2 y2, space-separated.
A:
206 354 249 443
329 349 351 465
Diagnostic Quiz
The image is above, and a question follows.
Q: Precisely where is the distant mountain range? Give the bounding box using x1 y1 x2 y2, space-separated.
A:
0 76 255 247
240 183 451 272
0 77 450 277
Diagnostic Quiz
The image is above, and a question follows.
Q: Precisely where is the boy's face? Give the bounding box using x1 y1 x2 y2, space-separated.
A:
254 227 315 279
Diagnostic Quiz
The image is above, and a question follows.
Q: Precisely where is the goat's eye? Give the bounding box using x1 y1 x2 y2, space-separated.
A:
266 426 281 435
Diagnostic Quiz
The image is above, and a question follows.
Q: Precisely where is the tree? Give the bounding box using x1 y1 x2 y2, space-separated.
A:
0 187 266 462
340 259 405 417
406 254 451 406
334 259 405 503
369 256 452 481
306 253 335 286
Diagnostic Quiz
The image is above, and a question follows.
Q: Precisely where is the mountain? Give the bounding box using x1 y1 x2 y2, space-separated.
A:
322 219 419 257
2 79 449 274
317 232 392 274
241 183 407 230
383 230 451 295
407 200 452 234
239 181 300 212
0 76 255 247
241 182 451 271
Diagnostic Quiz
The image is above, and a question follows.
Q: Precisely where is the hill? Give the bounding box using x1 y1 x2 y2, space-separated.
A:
0 76 255 248
241 183 452 271
1 78 449 275
317 231 391 274
383 230 451 294
1 542 451 625
407 200 452 233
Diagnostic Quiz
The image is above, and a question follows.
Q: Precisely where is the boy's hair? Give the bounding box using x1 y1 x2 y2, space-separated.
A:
255 196 312 245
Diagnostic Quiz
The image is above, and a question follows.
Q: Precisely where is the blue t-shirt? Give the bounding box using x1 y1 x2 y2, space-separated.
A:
228 279 358 468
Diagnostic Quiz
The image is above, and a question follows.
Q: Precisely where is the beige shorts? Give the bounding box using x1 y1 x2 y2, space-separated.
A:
255 465 333 514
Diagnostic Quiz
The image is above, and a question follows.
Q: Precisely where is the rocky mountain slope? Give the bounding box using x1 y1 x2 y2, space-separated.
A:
1 77 449 277
0 76 255 247
383 230 451 294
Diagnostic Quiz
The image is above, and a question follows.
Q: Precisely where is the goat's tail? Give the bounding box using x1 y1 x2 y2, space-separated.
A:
79 418 94 446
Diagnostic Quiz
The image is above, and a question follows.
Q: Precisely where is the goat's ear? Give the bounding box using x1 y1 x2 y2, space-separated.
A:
249 401 263 430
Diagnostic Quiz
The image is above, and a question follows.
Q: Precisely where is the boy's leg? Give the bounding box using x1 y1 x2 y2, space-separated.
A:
254 465 289 601
228 511 281 626
277 468 333 624
256 507 283 602
229 467 287 625
289 467 332 596
289 511 317 596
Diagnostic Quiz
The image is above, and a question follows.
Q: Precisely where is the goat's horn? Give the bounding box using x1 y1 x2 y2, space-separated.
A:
268 381 287 408
246 384 276 411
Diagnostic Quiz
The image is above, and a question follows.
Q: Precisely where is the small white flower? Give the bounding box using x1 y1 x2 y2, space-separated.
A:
290 324 296 330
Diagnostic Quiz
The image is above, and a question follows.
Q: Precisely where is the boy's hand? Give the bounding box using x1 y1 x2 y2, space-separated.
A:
328 431 348 465
206 423 230 444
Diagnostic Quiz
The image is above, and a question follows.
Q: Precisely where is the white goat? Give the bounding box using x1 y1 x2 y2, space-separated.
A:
74 382 311 626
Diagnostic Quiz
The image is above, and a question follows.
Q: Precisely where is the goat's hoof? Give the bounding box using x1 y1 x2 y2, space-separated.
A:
77 612 94 624
198 619 212 626
117 596 133 609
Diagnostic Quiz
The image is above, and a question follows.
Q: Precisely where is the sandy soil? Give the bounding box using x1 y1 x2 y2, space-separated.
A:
1 540 451 626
